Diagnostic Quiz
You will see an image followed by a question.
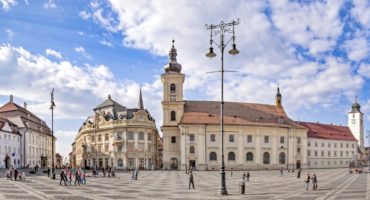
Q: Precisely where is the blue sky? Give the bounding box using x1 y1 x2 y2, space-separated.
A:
0 0 370 159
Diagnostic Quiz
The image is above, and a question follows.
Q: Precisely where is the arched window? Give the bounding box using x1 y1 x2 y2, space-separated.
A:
263 152 270 164
279 152 286 164
189 146 195 154
246 152 253 161
170 84 176 93
118 159 123 167
210 152 217 161
228 152 235 161
171 111 176 121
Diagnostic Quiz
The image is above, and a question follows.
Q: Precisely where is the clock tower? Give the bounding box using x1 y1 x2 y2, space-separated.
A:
348 97 364 147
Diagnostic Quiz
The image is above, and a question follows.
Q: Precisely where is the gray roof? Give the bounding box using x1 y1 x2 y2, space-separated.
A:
93 95 126 111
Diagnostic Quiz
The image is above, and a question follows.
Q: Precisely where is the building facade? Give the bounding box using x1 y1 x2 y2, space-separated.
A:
0 117 22 168
161 42 308 170
301 122 357 169
0 95 55 168
72 90 160 170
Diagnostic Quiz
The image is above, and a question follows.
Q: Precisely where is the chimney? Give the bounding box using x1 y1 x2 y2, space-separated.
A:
24 102 27 109
10 95 13 103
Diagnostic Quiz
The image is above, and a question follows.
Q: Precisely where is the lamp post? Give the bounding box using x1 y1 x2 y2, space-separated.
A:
50 88 56 179
205 19 240 195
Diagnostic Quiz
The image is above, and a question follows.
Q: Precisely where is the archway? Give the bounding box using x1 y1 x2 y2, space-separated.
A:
170 158 178 169
296 160 301 169
4 156 10 169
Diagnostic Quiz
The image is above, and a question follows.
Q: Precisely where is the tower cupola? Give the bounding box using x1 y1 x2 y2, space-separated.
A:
164 40 182 73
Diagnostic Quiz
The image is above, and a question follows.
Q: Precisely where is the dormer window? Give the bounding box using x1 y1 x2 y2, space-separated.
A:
170 84 176 93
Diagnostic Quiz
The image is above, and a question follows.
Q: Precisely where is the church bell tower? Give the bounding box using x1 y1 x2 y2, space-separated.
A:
348 96 364 147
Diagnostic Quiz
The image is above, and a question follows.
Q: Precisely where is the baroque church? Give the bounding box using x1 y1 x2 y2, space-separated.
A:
161 41 308 170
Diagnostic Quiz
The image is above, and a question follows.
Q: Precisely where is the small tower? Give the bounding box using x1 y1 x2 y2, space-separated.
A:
275 85 282 108
348 96 364 147
138 86 144 110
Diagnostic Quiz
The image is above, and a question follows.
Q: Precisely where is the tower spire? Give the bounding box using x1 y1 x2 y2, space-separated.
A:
276 84 282 107
138 85 144 110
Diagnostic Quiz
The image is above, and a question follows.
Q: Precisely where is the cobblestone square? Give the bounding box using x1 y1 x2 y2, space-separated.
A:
0 168 368 200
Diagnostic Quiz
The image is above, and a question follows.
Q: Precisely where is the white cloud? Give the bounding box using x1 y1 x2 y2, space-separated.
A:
79 10 91 20
343 37 369 62
74 46 91 59
0 0 17 11
45 48 62 59
358 64 370 79
43 0 56 9
5 28 14 39
77 31 84 36
99 39 113 47
352 0 370 27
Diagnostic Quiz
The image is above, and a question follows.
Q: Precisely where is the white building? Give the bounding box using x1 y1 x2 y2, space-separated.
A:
0 95 55 168
347 99 364 147
300 122 357 169
0 117 22 168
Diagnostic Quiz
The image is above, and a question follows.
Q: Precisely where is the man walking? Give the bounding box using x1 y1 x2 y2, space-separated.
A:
188 171 195 189
304 172 310 190
59 170 67 186
312 173 317 190
297 169 301 179
246 172 250 182
280 167 284 176
14 168 18 181
47 167 50 178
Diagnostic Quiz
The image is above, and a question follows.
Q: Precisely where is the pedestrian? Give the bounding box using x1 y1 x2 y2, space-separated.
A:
246 172 250 181
103 168 106 177
68 170 72 185
231 168 233 178
111 171 115 178
135 169 139 180
242 172 246 183
312 173 317 190
280 167 283 176
59 170 67 186
47 167 50 177
188 171 195 189
81 172 86 185
14 168 18 181
74 170 80 186
131 170 135 180
5 170 10 180
22 172 26 181
304 172 310 190
297 169 301 179
9 168 13 180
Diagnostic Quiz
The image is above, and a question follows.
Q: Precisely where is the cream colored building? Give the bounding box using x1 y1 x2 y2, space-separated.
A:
0 95 55 168
72 90 159 170
161 42 308 170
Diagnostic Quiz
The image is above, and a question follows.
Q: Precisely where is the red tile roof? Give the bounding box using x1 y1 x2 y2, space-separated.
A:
180 101 305 129
298 122 357 141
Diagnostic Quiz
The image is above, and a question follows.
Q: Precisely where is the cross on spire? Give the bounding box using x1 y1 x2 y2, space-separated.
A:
138 85 144 110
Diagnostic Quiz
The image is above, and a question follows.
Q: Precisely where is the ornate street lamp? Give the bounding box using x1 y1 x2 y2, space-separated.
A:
50 88 56 179
205 19 240 195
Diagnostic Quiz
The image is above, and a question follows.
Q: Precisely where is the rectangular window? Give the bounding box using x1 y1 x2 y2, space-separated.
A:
210 134 216 142
346 143 349 148
105 134 109 141
334 151 337 157
328 151 331 157
321 151 324 157
98 145 102 152
308 150 311 156
340 151 343 157
314 151 317 157
328 143 331 148
229 135 234 143
264 136 269 143
280 136 284 144
189 134 195 142
340 143 343 148
308 141 310 146
315 142 318 147
98 135 102 142
352 144 355 148
117 132 122 140
322 142 324 147
171 136 176 143
296 137 301 144
117 145 122 152
148 134 152 141
128 132 134 140
105 145 109 152
91 136 95 142
334 143 337 148
247 135 252 143
170 95 176 101
139 132 144 140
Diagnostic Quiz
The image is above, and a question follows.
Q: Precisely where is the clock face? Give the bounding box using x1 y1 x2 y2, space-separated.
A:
352 119 356 124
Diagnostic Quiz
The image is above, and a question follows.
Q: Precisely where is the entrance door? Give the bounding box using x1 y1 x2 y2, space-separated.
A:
84 160 87 169
5 156 10 169
170 158 178 169
139 158 144 170
296 160 301 169
189 160 196 170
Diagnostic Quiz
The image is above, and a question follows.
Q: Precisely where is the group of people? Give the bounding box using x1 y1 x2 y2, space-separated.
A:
92 168 116 178
5 168 25 181
59 168 86 186
304 172 318 190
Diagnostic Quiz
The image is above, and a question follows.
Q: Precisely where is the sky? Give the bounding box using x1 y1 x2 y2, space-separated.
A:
0 0 370 160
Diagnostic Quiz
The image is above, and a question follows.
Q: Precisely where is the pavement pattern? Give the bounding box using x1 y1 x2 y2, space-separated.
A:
0 168 368 200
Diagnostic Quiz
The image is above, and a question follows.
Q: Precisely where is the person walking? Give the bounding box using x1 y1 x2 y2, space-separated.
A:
47 167 50 178
59 170 67 186
74 170 80 186
188 171 195 189
312 173 317 190
131 170 135 180
81 172 86 185
135 169 139 180
304 172 310 190
280 167 284 176
246 172 250 182
297 169 301 179
14 168 18 181
231 168 233 178
68 170 72 185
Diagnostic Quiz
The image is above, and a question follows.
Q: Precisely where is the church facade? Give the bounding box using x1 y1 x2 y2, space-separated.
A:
72 90 160 170
161 42 308 170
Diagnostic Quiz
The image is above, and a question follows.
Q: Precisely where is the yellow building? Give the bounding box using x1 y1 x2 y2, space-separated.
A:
72 90 159 170
161 41 308 170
